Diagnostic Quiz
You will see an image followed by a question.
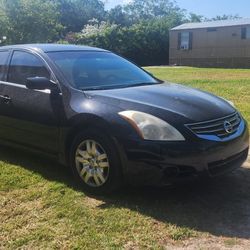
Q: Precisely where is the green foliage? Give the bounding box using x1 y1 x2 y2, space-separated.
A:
69 20 170 65
68 1 184 65
107 5 132 26
124 0 185 23
0 0 63 44
0 0 243 65
55 0 105 33
206 14 241 21
0 0 106 44
0 0 8 43
188 13 204 23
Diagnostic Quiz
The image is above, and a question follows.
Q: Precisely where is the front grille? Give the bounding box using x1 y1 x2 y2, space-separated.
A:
186 112 242 139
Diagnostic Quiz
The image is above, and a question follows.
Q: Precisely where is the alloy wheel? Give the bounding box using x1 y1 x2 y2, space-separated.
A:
75 139 110 187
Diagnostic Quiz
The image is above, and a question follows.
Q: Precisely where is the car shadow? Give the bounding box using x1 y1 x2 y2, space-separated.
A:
1 145 250 239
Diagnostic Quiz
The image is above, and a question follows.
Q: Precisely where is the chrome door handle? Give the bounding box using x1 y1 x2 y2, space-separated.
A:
0 95 11 104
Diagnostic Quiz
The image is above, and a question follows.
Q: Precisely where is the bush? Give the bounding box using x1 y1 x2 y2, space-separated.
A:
64 17 182 66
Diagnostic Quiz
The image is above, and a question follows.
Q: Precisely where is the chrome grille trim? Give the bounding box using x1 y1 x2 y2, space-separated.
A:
186 112 242 140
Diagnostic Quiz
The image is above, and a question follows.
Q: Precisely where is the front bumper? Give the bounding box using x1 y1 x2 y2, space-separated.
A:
118 121 249 186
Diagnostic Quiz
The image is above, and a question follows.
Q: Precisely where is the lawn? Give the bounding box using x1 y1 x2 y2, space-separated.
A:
1 67 250 249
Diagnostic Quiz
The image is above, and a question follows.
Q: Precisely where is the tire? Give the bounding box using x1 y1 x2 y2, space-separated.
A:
69 129 123 195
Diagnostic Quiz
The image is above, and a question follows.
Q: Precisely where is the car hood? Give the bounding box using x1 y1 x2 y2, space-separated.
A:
86 82 235 123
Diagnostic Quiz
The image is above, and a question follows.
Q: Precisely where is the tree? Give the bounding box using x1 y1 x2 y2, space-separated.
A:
69 14 183 66
123 0 185 24
62 0 186 65
188 13 204 23
55 0 106 33
206 14 241 21
107 5 132 26
1 0 63 44
0 1 8 44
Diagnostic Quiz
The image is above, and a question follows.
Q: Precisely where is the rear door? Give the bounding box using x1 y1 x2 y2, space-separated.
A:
0 50 11 139
0 49 61 154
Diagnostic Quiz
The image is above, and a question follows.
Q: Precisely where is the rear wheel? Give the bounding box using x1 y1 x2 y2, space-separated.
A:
69 129 122 194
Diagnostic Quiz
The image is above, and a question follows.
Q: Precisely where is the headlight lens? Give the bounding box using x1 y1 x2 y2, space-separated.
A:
119 110 185 141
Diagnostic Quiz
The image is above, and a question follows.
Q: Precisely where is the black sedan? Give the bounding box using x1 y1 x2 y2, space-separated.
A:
0 44 248 194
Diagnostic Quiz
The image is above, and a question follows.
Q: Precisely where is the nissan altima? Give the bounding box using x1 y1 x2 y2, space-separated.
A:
0 44 248 194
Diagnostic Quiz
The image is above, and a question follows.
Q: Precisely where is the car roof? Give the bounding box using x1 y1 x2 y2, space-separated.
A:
0 43 107 53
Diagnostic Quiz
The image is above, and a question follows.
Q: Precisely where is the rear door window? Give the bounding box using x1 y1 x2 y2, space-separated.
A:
0 51 10 81
8 51 50 85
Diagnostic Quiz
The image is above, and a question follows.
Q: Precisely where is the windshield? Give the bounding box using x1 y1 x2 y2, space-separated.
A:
47 51 159 90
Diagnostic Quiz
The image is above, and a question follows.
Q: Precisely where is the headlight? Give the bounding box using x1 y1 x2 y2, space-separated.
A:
119 110 185 141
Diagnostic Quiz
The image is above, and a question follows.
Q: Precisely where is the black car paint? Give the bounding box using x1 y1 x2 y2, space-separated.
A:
0 44 248 186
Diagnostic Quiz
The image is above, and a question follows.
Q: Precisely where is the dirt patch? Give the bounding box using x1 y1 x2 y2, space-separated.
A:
165 236 250 250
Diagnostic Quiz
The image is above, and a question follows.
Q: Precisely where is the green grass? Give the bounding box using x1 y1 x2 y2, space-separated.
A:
0 150 197 249
1 67 250 249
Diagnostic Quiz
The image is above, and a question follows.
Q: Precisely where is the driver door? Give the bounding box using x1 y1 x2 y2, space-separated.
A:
0 49 61 154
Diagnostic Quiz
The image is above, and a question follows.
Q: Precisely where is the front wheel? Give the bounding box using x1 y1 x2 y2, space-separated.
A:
69 130 122 194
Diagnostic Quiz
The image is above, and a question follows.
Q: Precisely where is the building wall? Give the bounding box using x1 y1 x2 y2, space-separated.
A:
169 25 250 68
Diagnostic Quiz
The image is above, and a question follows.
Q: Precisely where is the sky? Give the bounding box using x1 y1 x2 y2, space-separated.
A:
104 0 250 19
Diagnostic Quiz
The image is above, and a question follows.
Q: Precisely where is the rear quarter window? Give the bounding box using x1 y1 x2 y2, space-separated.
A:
0 50 9 81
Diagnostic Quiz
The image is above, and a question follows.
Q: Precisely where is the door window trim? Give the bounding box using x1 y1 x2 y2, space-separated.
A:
3 49 60 92
0 49 11 82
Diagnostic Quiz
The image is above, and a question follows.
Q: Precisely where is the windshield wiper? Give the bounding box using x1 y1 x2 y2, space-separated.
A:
125 82 156 88
80 82 160 91
80 86 112 91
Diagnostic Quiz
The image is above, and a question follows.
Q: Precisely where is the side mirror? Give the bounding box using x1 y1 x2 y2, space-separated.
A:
26 77 57 91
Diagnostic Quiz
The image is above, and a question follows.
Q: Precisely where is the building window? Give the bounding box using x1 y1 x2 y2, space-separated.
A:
207 28 217 32
247 28 250 38
241 27 250 39
178 32 193 50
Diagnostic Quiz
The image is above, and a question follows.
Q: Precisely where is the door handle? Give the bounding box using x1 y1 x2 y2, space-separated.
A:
0 95 11 104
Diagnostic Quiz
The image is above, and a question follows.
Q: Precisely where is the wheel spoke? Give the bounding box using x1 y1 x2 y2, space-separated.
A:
76 156 89 165
77 150 91 159
93 174 101 186
91 141 97 155
99 162 109 168
80 167 88 176
84 172 92 183
86 141 91 154
77 149 85 157
97 153 107 161
96 170 105 183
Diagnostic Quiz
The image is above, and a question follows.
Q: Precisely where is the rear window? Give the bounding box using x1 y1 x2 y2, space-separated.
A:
0 51 9 81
